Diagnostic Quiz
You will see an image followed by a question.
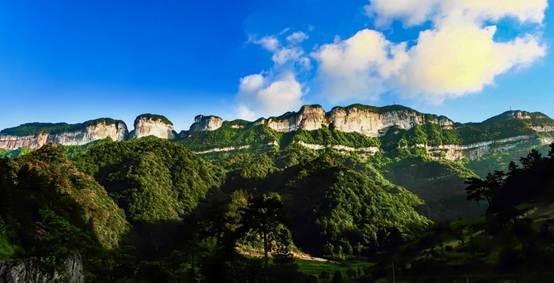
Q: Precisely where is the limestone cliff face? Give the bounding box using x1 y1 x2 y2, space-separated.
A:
186 105 553 161
531 125 554 133
47 121 128 145
265 105 328 132
0 133 49 150
133 114 175 139
328 105 454 137
0 121 128 150
258 105 453 137
189 115 224 132
425 136 535 161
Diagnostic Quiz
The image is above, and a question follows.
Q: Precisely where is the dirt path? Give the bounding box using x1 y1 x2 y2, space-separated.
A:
237 246 329 262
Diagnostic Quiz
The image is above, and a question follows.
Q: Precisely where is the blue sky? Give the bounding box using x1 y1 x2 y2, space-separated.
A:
0 0 552 131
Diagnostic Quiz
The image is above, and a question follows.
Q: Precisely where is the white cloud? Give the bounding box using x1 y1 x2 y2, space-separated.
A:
236 31 311 119
255 36 280 52
365 0 439 27
272 47 304 65
312 29 407 101
239 74 265 93
366 0 548 27
252 31 312 67
237 73 303 119
286 31 309 44
237 104 257 121
441 0 548 24
312 0 548 103
398 22 546 101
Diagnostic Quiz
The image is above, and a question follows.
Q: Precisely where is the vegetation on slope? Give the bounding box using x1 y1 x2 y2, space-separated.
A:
384 156 483 220
134 113 173 125
1 117 552 282
286 127 380 148
454 111 554 145
364 143 554 282
0 145 129 257
180 106 554 161
456 120 535 145
381 124 460 155
0 147 32 159
180 122 282 151
216 148 431 258
73 137 225 222
466 140 550 177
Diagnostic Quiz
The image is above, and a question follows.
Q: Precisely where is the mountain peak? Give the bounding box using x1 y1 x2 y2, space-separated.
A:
134 113 173 126
133 114 175 139
190 115 224 132
485 110 553 123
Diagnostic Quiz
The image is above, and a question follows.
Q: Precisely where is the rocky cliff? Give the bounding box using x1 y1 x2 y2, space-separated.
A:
0 119 128 150
0 253 83 283
132 114 175 139
263 105 328 132
2 105 553 162
424 135 536 161
255 104 454 137
0 114 179 150
186 105 553 161
189 115 224 132
327 105 454 137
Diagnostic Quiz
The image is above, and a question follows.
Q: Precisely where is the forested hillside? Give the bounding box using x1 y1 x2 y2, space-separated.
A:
1 123 553 281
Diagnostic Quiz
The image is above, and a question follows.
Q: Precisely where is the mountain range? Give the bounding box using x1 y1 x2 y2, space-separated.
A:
2 104 553 161
2 104 554 281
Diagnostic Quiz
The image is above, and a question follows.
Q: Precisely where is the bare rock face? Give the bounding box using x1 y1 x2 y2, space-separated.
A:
133 114 175 139
267 105 327 132
0 120 128 150
532 125 554 133
47 121 128 145
510 111 533 120
0 253 83 283
0 133 49 150
425 136 534 161
327 105 454 137
204 104 454 137
189 115 224 132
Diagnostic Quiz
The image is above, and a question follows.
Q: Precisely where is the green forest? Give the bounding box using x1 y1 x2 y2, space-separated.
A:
1 136 554 282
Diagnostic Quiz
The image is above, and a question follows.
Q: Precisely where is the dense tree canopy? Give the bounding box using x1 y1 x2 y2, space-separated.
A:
0 145 129 257
74 138 225 222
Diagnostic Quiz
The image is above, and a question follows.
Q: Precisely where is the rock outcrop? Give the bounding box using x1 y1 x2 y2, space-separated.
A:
0 253 83 283
183 104 554 161
425 136 535 161
189 115 224 132
0 114 178 150
0 120 128 150
296 141 380 154
0 133 49 150
2 104 553 161
133 114 175 139
327 105 454 137
264 105 328 132
257 104 454 137
531 125 554 133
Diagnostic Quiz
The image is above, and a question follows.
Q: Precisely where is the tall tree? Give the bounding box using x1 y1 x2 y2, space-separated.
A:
240 193 289 266
465 171 505 206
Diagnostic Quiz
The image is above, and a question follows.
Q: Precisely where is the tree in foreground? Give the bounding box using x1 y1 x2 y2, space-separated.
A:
240 192 290 266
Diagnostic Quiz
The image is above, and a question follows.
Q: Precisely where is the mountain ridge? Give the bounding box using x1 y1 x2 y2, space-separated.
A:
1 104 553 161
